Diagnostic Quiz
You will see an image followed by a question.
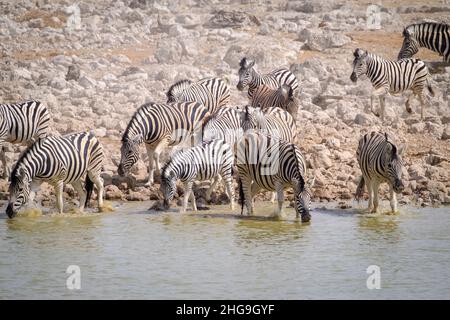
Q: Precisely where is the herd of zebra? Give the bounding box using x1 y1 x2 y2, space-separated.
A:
0 22 448 221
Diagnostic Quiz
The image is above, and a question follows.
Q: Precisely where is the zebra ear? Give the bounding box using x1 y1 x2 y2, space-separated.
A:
397 144 406 156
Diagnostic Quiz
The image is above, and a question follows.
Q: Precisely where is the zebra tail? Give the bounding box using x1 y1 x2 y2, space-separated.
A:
426 79 435 97
85 175 94 208
355 176 365 202
238 177 244 215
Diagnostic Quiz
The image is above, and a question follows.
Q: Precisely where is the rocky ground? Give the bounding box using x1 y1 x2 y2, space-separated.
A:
0 0 449 211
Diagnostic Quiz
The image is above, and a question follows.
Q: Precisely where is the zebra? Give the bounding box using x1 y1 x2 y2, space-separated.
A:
166 77 230 114
160 139 234 212
240 105 297 144
250 84 299 118
355 131 405 213
236 132 312 222
0 100 51 178
350 48 434 121
5 131 104 218
118 102 210 185
202 106 244 153
398 22 450 62
237 57 299 100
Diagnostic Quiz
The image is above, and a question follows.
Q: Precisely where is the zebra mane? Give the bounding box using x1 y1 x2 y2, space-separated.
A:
9 138 43 184
384 132 398 158
239 57 255 70
166 79 193 101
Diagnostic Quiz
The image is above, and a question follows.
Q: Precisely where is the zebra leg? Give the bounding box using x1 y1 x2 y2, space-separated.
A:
276 185 284 217
379 95 386 121
417 92 426 121
372 182 380 213
270 192 276 204
389 185 398 213
367 180 374 212
54 181 65 214
149 138 170 186
222 173 235 210
189 187 197 212
0 145 9 179
405 93 413 114
145 145 155 186
90 173 104 210
242 178 254 215
181 181 193 213
72 180 86 212
206 175 221 202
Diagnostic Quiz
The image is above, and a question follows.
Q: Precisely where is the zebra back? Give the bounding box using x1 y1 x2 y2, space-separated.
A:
202 106 243 149
0 100 50 144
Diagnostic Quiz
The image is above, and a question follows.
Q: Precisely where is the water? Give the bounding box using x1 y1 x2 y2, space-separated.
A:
0 201 449 299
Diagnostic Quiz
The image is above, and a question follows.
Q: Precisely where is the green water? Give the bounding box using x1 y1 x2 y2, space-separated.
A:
0 201 449 299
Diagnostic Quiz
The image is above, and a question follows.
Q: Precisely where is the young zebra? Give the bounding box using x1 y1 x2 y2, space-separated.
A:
240 106 297 143
355 131 405 213
118 102 210 185
236 132 312 222
350 48 434 120
0 100 50 178
398 22 450 62
160 139 234 212
6 132 104 218
166 77 230 114
237 57 299 100
202 106 244 153
250 84 299 118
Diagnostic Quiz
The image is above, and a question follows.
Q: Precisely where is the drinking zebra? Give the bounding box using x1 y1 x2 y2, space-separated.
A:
236 132 312 222
398 22 450 62
6 131 104 218
237 57 299 100
166 77 230 114
250 84 299 118
0 100 51 178
350 48 434 120
118 102 210 185
160 139 234 212
355 131 405 213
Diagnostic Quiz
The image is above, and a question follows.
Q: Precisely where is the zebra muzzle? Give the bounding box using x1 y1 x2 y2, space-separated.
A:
350 73 358 83
236 83 244 91
5 204 17 218
117 164 126 177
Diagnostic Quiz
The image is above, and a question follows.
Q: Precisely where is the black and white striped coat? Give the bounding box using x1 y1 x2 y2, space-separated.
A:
237 57 299 100
118 102 210 185
351 48 434 120
161 139 234 212
355 131 405 213
166 77 230 114
0 100 50 178
6 131 104 217
250 84 299 118
398 22 450 62
236 132 311 222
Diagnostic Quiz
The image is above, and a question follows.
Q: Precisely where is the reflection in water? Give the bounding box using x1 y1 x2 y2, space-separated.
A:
0 201 449 299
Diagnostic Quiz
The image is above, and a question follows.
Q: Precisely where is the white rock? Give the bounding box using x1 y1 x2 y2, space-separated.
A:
78 75 97 89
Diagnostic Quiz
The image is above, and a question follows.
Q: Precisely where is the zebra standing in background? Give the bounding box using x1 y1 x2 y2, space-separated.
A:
0 100 50 178
160 139 234 212
118 102 210 185
6 132 104 218
236 132 312 222
355 131 405 213
250 84 299 118
237 57 299 100
202 106 243 152
398 22 450 62
350 48 434 121
166 77 230 114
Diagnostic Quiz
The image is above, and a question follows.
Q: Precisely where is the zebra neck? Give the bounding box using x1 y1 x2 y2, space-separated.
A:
366 55 386 83
248 69 262 94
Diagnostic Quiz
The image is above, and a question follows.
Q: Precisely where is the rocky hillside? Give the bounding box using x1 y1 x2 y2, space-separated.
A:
0 0 449 210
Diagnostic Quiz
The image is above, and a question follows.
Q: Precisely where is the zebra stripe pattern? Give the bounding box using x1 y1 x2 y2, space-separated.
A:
398 22 450 62
250 84 299 118
236 132 311 222
350 48 434 120
161 139 234 212
166 77 230 114
6 131 104 217
237 57 299 100
355 131 405 213
118 101 210 185
240 106 297 143
0 100 51 178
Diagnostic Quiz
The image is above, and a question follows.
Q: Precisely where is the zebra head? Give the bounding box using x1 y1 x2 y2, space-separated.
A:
237 57 255 91
166 79 192 103
350 48 369 83
6 167 31 218
384 133 405 193
398 27 419 60
279 84 298 117
118 134 143 176
294 175 312 223
160 164 177 209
